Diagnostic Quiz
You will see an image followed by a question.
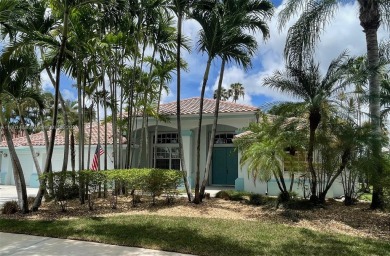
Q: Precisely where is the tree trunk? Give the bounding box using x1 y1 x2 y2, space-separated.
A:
87 103 94 168
359 4 384 209
19 112 42 177
70 129 76 184
32 7 69 211
308 110 321 203
43 61 69 175
200 59 226 200
175 10 192 201
0 106 28 213
194 57 213 204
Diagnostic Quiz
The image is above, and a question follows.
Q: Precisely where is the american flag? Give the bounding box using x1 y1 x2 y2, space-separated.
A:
90 144 104 171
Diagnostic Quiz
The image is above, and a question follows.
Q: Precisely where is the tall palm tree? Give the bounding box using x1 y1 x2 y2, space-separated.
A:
169 0 195 202
200 0 273 203
228 82 245 103
263 53 349 202
278 0 390 209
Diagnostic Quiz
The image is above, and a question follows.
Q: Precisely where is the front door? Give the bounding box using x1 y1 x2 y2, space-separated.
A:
212 147 238 185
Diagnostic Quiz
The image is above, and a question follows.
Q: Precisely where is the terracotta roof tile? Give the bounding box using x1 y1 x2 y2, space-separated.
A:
1 122 126 148
159 97 258 116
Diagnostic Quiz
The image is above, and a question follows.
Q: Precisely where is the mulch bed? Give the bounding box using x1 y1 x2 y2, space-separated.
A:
1 195 389 241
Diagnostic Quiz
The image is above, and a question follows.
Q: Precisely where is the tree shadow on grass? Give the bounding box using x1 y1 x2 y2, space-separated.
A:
267 228 390 256
1 217 389 256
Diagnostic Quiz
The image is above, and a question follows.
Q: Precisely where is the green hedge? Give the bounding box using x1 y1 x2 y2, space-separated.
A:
41 169 183 201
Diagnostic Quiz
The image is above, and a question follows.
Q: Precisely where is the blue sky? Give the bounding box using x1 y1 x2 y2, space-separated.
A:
44 0 388 109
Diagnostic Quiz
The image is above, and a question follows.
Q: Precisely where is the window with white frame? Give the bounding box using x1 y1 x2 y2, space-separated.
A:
214 133 235 144
152 133 180 170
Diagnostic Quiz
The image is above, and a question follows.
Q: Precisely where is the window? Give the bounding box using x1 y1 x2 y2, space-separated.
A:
214 133 234 144
154 146 180 170
154 133 178 144
153 133 180 170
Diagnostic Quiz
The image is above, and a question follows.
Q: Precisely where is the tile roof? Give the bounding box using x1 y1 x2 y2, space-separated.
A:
0 122 126 147
159 97 258 116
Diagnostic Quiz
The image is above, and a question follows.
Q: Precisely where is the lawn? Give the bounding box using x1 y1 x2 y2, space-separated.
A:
0 215 389 256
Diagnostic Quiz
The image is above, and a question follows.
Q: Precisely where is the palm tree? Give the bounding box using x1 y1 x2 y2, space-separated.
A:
263 53 349 202
213 87 230 101
228 82 245 103
278 0 390 209
169 0 195 202
195 0 274 203
234 114 307 200
0 52 38 213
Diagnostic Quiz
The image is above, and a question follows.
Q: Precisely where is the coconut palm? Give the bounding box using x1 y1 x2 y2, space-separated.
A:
228 82 245 103
278 0 390 209
263 53 349 202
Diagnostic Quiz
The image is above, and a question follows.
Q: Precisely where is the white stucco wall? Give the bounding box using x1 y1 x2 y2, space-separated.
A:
0 145 119 187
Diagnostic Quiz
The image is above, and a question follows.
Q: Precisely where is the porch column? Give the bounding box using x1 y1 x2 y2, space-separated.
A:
181 130 193 187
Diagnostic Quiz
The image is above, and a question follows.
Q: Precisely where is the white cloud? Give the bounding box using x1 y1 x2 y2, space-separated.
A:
61 89 76 101
40 70 53 91
216 1 389 106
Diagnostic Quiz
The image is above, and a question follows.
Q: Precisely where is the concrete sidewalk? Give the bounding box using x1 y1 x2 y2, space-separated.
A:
0 186 39 207
0 232 192 256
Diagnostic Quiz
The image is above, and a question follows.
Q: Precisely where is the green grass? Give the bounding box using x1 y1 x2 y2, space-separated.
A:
1 215 389 256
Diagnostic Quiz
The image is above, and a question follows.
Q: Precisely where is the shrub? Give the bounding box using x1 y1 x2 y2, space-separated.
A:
215 190 231 200
2 201 19 214
249 194 265 205
40 172 80 212
215 190 251 201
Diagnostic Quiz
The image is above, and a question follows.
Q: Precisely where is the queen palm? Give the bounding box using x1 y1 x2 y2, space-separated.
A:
263 53 349 202
194 0 274 203
228 82 245 103
279 0 390 209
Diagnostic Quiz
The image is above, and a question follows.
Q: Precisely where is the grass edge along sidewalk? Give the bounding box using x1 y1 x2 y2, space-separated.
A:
0 215 389 256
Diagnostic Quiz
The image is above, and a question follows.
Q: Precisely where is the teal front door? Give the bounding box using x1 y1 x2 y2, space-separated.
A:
212 147 238 185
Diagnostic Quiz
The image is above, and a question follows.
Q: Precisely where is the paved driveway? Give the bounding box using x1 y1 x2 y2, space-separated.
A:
0 185 39 207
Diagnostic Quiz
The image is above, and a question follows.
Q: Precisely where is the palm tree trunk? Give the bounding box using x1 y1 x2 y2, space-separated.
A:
77 66 85 204
0 103 28 213
136 41 149 168
200 59 226 200
19 112 42 177
87 103 94 168
70 129 76 184
194 57 213 204
33 7 69 211
42 61 69 174
308 110 321 203
175 9 192 201
365 29 383 209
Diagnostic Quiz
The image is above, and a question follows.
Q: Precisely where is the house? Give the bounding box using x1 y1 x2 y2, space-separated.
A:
0 97 344 198
132 97 344 198
0 123 123 187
